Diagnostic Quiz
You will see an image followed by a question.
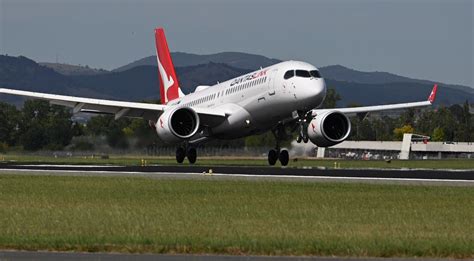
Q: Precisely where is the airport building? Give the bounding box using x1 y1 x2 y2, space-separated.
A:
295 134 474 160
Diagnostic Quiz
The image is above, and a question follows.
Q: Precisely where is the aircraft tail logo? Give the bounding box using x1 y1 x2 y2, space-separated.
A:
155 28 184 104
428 84 438 104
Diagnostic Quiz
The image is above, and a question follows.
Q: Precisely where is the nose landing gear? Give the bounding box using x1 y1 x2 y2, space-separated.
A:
268 148 290 166
296 111 311 143
268 149 290 166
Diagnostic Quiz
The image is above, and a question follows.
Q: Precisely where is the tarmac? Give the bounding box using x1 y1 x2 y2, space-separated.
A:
0 251 463 261
0 163 473 186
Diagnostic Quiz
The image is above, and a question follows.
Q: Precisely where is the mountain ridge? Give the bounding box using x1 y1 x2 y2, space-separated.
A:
112 52 472 94
40 62 109 76
1 54 472 108
319 64 473 94
113 51 281 72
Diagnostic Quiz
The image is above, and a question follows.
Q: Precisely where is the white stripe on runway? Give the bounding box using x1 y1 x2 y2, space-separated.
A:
15 164 123 168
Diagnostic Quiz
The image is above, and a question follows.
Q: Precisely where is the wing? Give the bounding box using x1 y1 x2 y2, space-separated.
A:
312 84 438 117
0 88 226 123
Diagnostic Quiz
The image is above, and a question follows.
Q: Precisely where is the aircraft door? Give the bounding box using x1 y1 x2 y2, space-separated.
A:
267 69 277 96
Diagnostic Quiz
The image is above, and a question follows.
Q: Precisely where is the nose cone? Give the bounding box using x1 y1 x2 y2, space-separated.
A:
294 78 326 111
316 78 327 98
308 78 326 108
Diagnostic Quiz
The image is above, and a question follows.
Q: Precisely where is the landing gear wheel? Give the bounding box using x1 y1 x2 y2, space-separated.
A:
268 149 278 166
296 135 302 143
176 147 185 163
279 150 289 166
303 135 309 143
187 148 197 164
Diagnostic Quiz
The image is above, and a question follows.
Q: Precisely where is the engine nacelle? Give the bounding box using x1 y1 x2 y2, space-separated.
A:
307 111 351 147
156 107 200 144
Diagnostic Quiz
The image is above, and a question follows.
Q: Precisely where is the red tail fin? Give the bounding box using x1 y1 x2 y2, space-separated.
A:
428 84 438 104
155 28 182 104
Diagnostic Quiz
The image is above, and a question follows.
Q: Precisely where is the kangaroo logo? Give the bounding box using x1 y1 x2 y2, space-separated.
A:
428 84 438 103
156 52 175 104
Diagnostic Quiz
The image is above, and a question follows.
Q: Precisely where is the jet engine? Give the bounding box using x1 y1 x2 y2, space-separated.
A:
307 111 351 147
156 107 200 143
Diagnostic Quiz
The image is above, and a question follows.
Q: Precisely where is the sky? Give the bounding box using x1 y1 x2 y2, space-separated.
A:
0 0 472 87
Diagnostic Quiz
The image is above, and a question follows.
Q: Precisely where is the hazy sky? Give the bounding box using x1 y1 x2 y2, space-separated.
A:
1 0 472 86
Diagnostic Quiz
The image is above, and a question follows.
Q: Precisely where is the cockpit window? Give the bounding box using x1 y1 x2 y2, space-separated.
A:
283 70 294 79
310 70 321 78
295 70 311 78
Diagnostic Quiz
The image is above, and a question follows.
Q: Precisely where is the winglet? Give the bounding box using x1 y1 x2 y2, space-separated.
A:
428 84 438 104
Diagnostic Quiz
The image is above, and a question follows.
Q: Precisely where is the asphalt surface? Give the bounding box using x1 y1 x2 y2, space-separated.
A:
0 163 473 185
0 251 458 261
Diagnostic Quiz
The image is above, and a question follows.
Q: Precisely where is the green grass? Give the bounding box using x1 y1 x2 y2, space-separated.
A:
0 175 472 257
1 154 474 169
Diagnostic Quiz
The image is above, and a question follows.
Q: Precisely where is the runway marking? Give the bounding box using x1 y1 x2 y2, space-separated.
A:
15 164 123 168
1 168 473 184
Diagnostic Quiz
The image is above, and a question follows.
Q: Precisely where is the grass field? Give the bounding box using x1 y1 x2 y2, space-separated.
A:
0 174 472 257
1 154 474 169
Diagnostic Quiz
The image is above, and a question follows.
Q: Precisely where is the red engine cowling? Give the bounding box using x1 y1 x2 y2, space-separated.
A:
307 111 351 147
156 107 200 143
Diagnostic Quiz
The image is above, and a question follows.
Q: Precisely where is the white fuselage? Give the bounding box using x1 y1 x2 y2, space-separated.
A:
167 61 326 139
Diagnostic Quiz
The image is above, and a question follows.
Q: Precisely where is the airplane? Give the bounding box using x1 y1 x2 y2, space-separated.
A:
0 28 438 165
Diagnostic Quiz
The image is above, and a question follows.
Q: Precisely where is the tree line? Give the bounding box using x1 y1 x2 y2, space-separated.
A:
0 89 472 152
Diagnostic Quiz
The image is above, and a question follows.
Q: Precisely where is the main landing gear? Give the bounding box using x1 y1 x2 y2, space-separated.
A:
176 145 197 164
268 125 290 166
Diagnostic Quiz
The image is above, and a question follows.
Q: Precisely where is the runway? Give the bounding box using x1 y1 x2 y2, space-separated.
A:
0 163 473 185
0 251 458 261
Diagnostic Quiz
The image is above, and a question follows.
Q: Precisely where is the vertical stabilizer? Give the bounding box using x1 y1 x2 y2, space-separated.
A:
155 28 184 104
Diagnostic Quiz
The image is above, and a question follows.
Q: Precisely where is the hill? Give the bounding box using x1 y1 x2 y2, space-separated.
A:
40 62 109 76
71 62 249 100
116 53 473 96
113 52 281 72
0 55 114 106
0 54 472 107
320 65 473 95
325 80 470 107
